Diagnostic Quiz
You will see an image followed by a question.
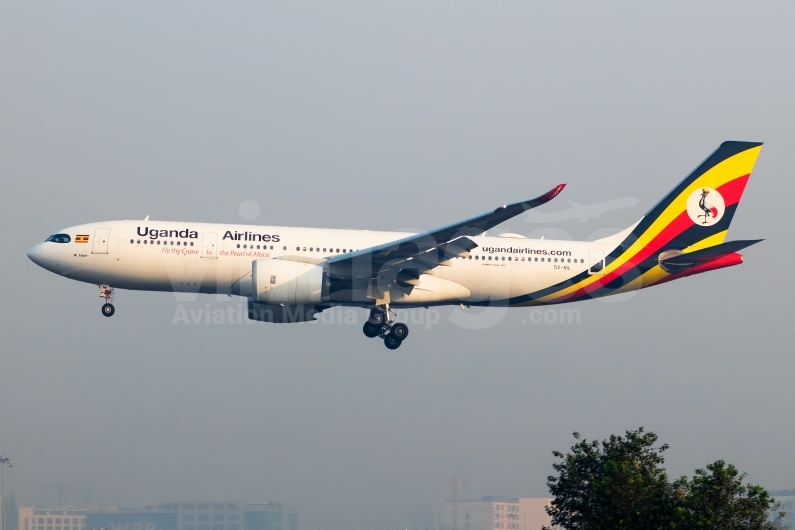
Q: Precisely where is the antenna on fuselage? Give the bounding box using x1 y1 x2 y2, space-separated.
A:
144 215 150 221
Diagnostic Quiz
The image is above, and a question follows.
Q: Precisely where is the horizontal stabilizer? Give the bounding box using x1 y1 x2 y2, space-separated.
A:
660 239 763 272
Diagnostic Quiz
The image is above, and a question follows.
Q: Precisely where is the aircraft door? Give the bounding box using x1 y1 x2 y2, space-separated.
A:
92 228 110 254
588 248 605 275
201 232 218 259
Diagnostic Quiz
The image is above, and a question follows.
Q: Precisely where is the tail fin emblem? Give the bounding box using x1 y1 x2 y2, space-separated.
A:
687 187 725 226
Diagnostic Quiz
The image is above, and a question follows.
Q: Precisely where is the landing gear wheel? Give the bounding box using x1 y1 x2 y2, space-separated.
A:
391 322 409 341
102 303 115 317
363 322 380 338
384 334 402 350
369 309 386 326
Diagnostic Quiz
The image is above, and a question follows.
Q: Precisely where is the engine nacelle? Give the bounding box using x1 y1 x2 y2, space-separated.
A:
252 259 325 304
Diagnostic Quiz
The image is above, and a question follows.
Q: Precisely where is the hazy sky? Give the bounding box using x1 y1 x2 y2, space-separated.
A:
1 3 794 530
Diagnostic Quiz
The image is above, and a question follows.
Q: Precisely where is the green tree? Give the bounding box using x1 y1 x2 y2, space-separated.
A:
673 460 784 530
544 429 784 530
544 428 677 530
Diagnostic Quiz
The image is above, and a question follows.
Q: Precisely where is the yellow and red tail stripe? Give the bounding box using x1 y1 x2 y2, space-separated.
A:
512 141 762 305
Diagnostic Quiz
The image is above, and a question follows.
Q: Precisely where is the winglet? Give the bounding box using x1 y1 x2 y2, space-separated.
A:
516 183 566 211
543 183 567 201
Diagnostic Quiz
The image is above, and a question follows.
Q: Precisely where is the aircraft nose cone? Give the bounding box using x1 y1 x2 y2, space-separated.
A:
27 243 47 267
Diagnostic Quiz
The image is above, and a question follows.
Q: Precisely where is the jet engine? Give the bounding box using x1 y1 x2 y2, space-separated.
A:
252 259 327 304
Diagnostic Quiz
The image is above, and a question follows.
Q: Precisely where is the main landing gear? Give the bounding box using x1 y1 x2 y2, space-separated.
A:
362 305 410 349
99 284 115 317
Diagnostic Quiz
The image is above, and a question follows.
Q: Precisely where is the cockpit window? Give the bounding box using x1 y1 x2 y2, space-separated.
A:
45 234 71 243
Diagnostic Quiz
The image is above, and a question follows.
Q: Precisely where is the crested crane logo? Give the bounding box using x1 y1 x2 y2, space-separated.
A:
686 187 725 226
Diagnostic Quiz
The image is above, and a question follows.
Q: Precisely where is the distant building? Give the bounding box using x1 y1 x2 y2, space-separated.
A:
85 505 174 530
18 507 86 530
4 493 19 530
19 503 296 530
517 499 553 530
435 497 553 530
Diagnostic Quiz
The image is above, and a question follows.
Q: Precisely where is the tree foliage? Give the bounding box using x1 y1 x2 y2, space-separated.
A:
543 428 783 530
673 460 784 530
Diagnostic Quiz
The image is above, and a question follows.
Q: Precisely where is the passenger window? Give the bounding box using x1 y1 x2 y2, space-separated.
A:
144 240 148 244
170 241 174 245
303 247 306 251
137 240 141 244
157 240 161 245
310 247 313 251
191 242 194 246
237 244 240 248
343 249 347 253
129 239 134 244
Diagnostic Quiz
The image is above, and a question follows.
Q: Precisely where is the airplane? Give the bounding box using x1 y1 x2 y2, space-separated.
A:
28 141 763 349
523 197 640 223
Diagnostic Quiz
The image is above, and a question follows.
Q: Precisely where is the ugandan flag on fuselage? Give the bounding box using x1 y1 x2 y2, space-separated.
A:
514 141 762 305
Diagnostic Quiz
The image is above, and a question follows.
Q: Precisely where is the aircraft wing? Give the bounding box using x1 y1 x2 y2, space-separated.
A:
325 184 566 287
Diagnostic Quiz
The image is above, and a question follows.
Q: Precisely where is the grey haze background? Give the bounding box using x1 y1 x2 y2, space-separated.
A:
1 2 793 529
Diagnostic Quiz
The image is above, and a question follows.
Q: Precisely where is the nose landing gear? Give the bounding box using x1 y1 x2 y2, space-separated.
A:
99 284 115 317
362 305 410 349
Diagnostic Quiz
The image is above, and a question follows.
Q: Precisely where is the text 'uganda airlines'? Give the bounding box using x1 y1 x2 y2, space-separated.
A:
28 142 763 349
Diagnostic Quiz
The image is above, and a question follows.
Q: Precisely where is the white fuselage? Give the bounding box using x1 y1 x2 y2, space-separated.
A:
28 220 617 307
